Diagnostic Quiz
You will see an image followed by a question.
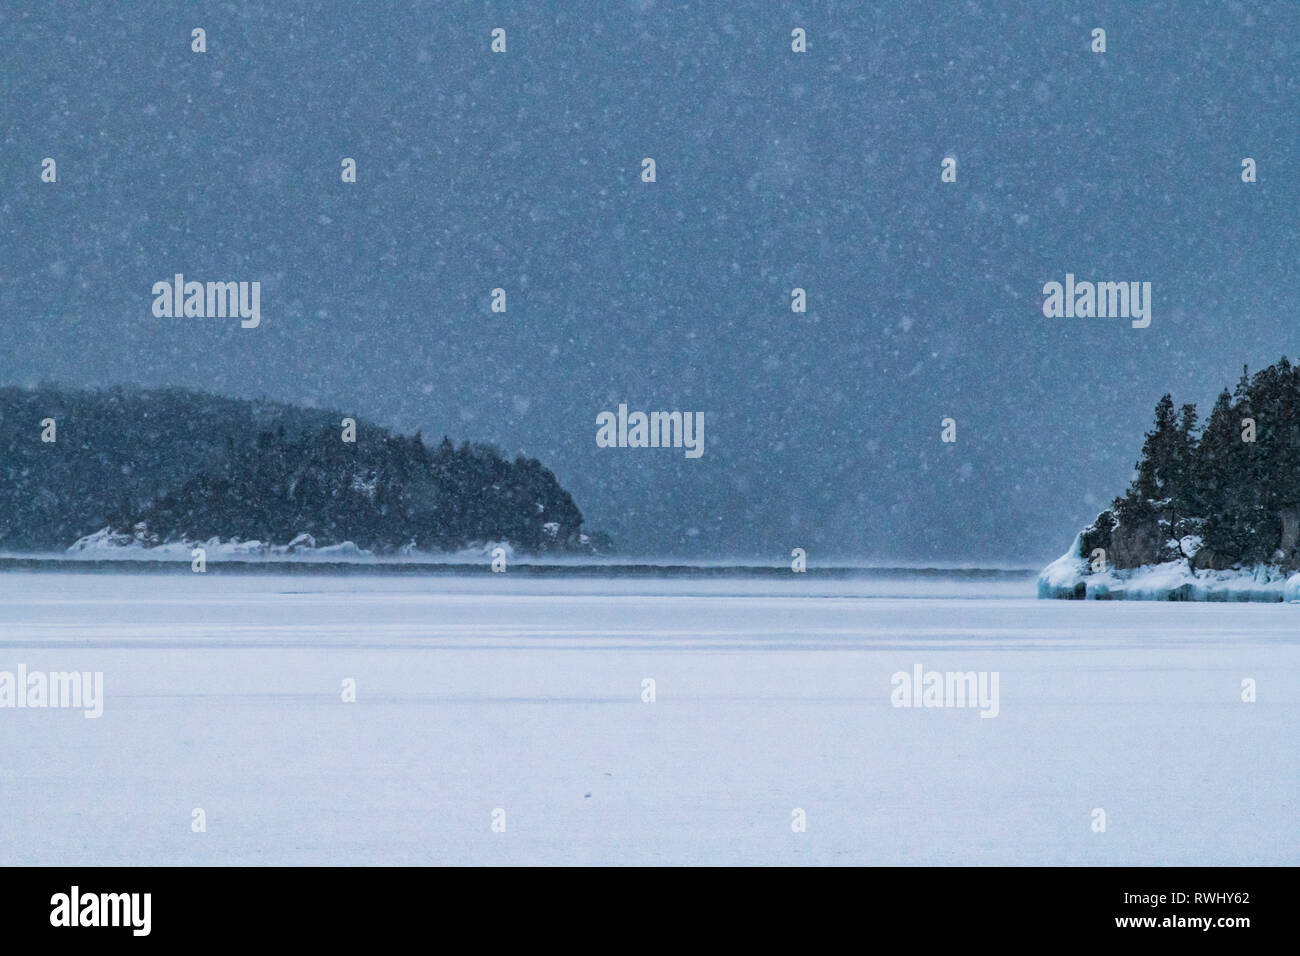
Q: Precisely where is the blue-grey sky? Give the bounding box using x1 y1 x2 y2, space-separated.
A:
4 1 1298 561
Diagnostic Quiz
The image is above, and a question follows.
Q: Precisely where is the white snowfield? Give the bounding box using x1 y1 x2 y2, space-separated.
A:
1039 533 1300 602
0 571 1296 866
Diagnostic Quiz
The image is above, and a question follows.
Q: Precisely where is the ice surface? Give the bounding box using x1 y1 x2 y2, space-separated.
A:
0 571 1295 865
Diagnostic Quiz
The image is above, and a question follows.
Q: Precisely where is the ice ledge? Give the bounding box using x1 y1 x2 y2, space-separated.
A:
1038 535 1300 602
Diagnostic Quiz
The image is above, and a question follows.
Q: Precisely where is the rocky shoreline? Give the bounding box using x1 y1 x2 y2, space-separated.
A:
1038 533 1300 602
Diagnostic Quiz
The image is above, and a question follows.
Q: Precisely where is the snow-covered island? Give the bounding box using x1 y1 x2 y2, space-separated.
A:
0 384 610 558
1039 358 1300 602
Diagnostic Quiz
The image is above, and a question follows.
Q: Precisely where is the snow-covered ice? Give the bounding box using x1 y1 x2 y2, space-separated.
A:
0 570 1295 865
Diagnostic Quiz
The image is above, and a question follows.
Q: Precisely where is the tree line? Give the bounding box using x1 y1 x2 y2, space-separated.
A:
1083 357 1300 569
0 385 599 554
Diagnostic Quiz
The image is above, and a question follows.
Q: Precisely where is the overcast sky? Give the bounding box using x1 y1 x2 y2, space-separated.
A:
4 1 1298 561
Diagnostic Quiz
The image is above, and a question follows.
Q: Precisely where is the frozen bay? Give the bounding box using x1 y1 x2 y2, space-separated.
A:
0 570 1295 865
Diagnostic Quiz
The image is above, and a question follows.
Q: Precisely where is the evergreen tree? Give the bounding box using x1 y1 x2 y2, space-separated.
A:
1198 390 1248 561
1119 394 1180 538
1170 402 1199 535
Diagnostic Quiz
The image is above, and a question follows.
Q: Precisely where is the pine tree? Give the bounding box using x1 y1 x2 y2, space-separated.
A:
1170 402 1199 534
1198 390 1243 562
1122 394 1179 530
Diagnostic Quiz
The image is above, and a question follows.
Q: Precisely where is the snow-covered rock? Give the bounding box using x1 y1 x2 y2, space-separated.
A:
65 530 373 562
66 526 136 553
1036 533 1089 599
1038 538 1292 602
314 540 369 558
454 540 514 560
62 528 545 564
